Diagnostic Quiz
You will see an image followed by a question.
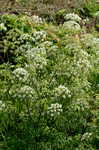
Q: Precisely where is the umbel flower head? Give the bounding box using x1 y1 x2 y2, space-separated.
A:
26 47 46 60
54 85 71 98
18 33 35 43
47 103 63 117
31 15 43 24
33 31 47 42
14 86 34 101
81 33 99 49
63 21 81 32
13 68 29 82
64 13 81 23
33 54 47 69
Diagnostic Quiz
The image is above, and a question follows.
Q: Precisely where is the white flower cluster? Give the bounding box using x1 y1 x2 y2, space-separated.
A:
26 47 47 69
64 13 81 23
73 49 91 72
70 99 89 111
81 34 99 49
0 23 7 31
47 103 63 117
40 41 53 48
14 86 34 100
18 33 35 43
33 31 47 42
16 34 35 53
81 132 93 141
54 85 71 98
64 43 91 77
13 68 29 82
31 15 43 24
26 47 46 59
63 21 81 32
33 54 47 69
18 43 33 53
76 58 91 69
0 100 5 111
43 41 53 46
92 37 99 49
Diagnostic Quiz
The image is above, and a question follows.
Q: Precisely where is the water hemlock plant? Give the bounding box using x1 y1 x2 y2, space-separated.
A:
0 13 99 150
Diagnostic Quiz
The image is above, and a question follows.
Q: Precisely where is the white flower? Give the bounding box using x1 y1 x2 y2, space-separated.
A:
47 103 63 117
33 31 47 42
81 34 99 49
73 49 91 71
18 33 35 42
25 47 47 69
33 55 47 69
64 13 81 23
63 21 81 32
31 15 43 24
20 86 33 94
0 23 7 31
0 100 5 111
14 86 35 100
26 47 46 59
65 45 91 75
54 85 71 98
40 41 53 48
81 132 93 141
18 43 33 53
70 99 89 111
13 68 29 82
93 37 99 47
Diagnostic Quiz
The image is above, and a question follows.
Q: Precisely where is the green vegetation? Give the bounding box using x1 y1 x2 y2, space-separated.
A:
0 1 99 149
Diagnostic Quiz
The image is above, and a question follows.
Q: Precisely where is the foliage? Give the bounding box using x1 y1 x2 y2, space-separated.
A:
78 0 99 17
0 13 99 150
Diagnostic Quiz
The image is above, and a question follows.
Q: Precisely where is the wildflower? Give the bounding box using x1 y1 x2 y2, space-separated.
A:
40 41 53 48
14 86 35 100
64 13 81 23
63 21 81 32
20 86 33 95
31 15 43 24
18 43 33 53
47 103 63 117
26 47 46 60
70 99 89 111
18 33 35 43
33 31 47 42
0 23 7 31
13 68 29 82
0 100 5 111
54 85 71 98
33 55 47 69
25 47 47 69
81 34 99 49
81 132 93 141
74 49 91 69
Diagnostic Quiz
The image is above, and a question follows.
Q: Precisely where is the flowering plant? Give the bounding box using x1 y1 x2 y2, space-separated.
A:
64 13 81 23
0 13 98 150
13 68 29 82
63 21 81 32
